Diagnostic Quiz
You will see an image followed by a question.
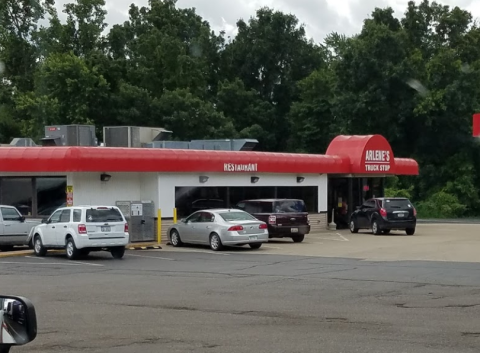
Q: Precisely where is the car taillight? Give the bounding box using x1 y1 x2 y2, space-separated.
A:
78 224 87 234
268 216 276 224
413 208 417 217
124 223 129 232
259 223 268 229
380 208 387 217
228 225 244 231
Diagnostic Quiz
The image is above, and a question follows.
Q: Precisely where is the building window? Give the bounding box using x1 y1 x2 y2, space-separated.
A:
36 177 67 216
0 178 33 216
277 186 318 213
175 187 228 218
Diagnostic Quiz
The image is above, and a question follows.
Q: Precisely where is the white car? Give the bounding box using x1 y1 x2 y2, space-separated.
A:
29 206 129 260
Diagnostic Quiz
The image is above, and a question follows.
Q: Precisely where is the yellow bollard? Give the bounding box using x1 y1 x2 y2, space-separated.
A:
173 208 177 224
157 209 162 244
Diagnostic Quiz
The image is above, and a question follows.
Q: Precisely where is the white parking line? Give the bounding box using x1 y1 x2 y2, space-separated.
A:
25 256 46 260
314 237 347 242
66 260 105 267
338 234 349 242
127 254 174 261
170 249 230 256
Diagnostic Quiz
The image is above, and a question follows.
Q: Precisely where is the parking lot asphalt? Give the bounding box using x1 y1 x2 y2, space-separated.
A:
2 223 480 353
163 223 480 263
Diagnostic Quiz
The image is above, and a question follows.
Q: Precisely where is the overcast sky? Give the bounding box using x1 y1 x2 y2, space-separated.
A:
57 0 480 42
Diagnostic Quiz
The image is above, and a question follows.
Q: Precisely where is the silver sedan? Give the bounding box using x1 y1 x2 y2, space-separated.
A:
168 209 269 251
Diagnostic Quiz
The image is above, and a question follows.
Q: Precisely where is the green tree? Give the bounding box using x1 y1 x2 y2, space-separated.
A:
158 88 237 140
16 52 109 138
220 7 325 151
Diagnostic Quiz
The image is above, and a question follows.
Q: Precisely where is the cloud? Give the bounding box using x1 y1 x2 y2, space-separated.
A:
53 0 480 42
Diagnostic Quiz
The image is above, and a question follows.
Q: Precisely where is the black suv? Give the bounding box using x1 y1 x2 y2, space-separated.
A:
349 197 417 235
236 199 310 243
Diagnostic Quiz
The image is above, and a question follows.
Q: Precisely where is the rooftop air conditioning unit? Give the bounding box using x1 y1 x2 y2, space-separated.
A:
41 125 97 146
103 126 173 147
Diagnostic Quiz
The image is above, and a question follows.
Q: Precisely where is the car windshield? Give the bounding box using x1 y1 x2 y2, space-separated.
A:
273 200 307 213
219 212 256 222
383 199 413 209
86 208 123 222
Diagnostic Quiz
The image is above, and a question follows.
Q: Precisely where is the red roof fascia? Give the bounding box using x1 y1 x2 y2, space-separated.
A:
0 147 350 174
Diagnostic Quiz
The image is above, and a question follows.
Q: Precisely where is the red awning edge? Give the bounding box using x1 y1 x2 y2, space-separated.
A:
394 158 419 175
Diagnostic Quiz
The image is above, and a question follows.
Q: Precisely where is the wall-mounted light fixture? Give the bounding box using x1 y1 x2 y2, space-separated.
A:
100 173 112 182
199 175 209 183
297 176 305 183
251 176 260 184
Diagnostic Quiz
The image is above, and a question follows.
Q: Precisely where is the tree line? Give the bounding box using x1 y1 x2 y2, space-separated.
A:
1 0 479 218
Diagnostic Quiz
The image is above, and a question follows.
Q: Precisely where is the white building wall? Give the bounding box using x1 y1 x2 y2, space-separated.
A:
70 172 142 206
157 173 328 218
140 173 159 207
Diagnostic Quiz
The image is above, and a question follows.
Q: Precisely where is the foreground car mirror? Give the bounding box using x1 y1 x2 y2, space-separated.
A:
41 218 49 224
0 296 37 353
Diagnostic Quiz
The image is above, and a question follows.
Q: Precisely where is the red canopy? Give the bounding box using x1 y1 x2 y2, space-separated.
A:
326 135 418 175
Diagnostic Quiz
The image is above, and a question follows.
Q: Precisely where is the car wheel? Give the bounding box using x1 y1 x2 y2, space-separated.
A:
249 243 262 249
111 246 125 259
0 246 14 252
170 229 183 247
372 220 382 235
65 237 80 260
33 235 47 257
383 230 391 234
406 228 415 235
350 220 359 233
292 234 305 243
209 233 223 251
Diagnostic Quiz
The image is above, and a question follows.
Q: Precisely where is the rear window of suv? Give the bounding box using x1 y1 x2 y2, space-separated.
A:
382 199 413 209
86 208 124 223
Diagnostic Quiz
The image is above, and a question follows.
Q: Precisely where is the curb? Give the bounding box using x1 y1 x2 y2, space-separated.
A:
418 219 480 224
0 250 33 258
127 243 162 250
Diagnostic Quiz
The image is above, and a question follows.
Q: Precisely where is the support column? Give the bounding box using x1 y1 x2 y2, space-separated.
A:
348 178 353 221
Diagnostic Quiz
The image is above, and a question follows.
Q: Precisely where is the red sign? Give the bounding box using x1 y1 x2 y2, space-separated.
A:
48 127 57 131
361 136 395 173
473 114 480 137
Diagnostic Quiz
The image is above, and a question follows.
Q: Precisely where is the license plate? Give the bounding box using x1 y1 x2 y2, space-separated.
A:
101 226 111 232
291 228 299 233
397 214 405 218
249 236 258 240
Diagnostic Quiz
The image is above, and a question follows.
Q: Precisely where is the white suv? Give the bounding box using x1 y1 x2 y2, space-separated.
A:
30 206 129 260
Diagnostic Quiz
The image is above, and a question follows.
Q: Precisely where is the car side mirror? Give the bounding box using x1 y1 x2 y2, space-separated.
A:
19 216 25 223
356 206 361 210
41 218 49 224
0 296 37 352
